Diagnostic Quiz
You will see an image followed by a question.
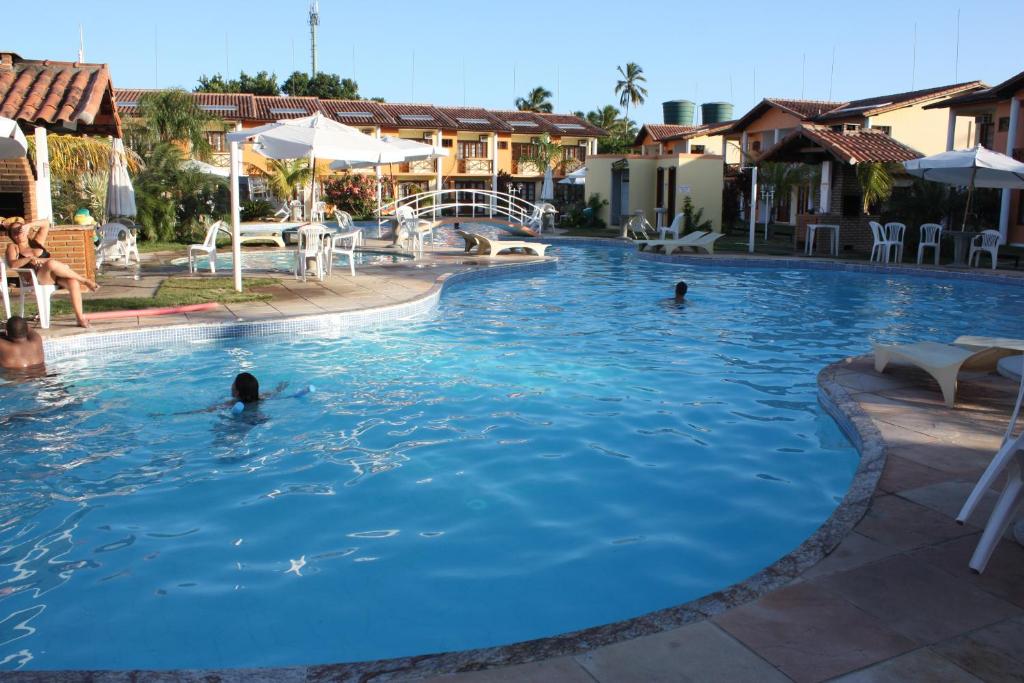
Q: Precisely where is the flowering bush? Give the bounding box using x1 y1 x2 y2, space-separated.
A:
322 173 382 220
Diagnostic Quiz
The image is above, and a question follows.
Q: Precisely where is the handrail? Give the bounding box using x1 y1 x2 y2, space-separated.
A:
377 189 552 232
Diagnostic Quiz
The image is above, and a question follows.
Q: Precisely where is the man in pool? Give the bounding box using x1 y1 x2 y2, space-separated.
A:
0 316 45 369
674 281 688 302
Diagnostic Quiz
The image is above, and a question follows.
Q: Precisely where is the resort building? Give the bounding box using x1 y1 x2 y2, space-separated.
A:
924 68 1024 245
112 89 606 205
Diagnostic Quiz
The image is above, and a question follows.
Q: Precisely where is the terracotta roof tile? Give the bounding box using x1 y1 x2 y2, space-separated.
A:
375 103 457 129
818 81 985 120
759 125 922 165
488 110 560 134
767 98 844 119
433 106 511 132
0 53 120 136
537 113 607 137
252 95 324 120
318 99 396 126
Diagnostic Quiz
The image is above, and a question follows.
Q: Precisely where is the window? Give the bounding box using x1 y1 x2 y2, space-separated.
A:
874 125 892 136
204 130 226 153
399 114 434 122
269 107 307 115
999 117 1010 133
512 142 539 160
497 141 508 150
830 124 844 132
691 144 706 154
199 104 238 113
563 146 585 161
841 194 861 217
456 117 490 125
751 140 761 152
441 138 453 148
509 181 536 202
457 141 487 158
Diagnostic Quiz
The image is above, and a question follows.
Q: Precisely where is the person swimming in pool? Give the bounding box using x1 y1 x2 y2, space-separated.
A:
0 316 45 370
674 281 688 302
4 216 99 328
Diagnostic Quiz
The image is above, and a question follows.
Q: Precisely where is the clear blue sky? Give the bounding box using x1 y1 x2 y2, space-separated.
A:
8 0 1023 124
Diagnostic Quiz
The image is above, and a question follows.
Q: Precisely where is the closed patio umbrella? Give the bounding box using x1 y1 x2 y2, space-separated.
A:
540 167 554 201
0 117 27 159
106 138 136 219
903 146 1024 231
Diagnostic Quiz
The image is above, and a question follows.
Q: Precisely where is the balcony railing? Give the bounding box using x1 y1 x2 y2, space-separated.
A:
512 159 541 175
560 158 584 175
400 159 436 174
458 158 493 174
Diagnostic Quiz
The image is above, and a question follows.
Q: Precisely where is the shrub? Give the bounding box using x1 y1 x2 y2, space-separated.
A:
322 173 379 220
241 199 276 221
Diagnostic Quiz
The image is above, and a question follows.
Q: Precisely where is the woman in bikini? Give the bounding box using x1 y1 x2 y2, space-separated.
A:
3 217 99 328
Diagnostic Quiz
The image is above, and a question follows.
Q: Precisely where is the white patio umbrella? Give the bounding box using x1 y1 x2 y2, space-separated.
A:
224 113 407 291
559 166 586 185
0 117 28 159
105 138 136 218
182 159 231 177
540 167 555 201
903 146 1024 231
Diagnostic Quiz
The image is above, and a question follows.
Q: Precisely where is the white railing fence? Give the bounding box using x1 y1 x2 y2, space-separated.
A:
377 189 549 232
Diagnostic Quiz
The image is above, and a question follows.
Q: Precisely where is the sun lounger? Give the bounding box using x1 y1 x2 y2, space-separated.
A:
455 230 482 253
873 340 1020 407
475 235 549 257
636 231 707 254
690 232 725 254
238 224 286 248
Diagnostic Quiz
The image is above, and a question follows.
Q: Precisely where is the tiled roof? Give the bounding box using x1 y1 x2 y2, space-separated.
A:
319 99 396 126
537 113 607 137
488 110 559 134
434 106 511 132
637 124 697 143
377 103 457 129
662 120 735 142
252 95 323 120
818 81 985 120
759 125 922 165
0 52 121 136
926 71 1021 110
115 89 257 120
728 98 842 134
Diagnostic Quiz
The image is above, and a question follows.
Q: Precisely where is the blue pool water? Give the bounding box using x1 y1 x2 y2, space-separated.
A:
172 249 411 273
1 246 1022 671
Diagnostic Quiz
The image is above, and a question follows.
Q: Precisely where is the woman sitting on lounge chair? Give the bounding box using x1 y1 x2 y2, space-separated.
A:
4 216 99 328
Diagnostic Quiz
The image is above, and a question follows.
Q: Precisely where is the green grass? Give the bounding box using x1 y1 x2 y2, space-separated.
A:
32 277 279 316
137 240 189 253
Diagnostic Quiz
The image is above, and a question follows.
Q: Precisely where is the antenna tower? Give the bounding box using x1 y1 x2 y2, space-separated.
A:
309 1 320 76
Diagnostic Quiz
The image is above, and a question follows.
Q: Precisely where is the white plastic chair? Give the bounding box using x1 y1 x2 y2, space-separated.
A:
294 224 330 281
396 205 432 253
95 222 140 268
917 223 943 265
969 229 1001 270
659 213 685 240
869 221 891 263
274 201 290 222
188 220 227 274
324 228 363 277
333 209 354 230
0 259 11 320
958 372 1024 573
3 265 56 329
884 222 906 263
311 201 327 223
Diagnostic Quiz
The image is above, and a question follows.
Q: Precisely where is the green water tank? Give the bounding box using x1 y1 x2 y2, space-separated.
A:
701 102 734 125
662 100 695 126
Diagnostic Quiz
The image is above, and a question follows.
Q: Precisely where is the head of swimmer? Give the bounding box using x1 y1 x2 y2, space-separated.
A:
674 281 688 301
5 316 28 340
232 372 260 404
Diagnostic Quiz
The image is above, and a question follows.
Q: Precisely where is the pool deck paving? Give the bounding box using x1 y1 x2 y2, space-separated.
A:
13 240 1024 682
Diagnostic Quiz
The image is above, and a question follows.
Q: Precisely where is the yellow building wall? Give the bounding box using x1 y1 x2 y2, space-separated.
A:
869 105 974 155
666 155 724 232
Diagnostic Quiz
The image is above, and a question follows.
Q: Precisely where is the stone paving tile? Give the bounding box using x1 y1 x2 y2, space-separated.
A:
714 582 915 683
897 482 1010 537
884 443 992 479
876 455 956 495
832 368 925 395
574 622 789 683
911 534 1024 609
854 494 975 551
423 656 594 683
137 314 192 327
830 648 984 683
800 532 901 579
930 617 1024 683
813 554 1022 645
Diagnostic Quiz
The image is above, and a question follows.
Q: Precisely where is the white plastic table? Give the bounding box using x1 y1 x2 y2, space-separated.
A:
805 223 840 256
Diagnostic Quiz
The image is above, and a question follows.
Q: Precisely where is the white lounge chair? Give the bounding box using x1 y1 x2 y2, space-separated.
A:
273 201 291 222
188 220 228 274
295 224 331 281
873 340 1019 407
884 222 906 263
333 210 354 230
969 229 1001 270
690 232 726 254
0 259 12 320
917 223 943 265
324 228 363 277
95 222 140 268
636 231 707 254
869 221 891 263
475 235 549 257
455 230 483 253
0 261 56 329
957 369 1024 573
658 213 685 240
396 206 432 253
525 203 557 234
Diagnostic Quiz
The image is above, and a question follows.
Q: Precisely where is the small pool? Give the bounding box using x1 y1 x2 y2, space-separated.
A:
171 249 412 273
2 246 1022 671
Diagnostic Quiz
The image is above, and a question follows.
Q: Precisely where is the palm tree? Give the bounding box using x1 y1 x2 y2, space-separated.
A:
256 159 312 202
856 162 896 213
28 134 141 180
586 105 627 137
615 63 648 125
515 86 554 113
130 89 220 160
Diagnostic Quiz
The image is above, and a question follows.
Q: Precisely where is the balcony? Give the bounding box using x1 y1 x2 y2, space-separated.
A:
512 159 541 175
560 157 584 175
399 159 435 174
458 158 493 175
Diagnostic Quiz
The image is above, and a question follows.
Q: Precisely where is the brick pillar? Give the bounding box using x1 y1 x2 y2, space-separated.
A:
0 158 37 219
42 225 96 282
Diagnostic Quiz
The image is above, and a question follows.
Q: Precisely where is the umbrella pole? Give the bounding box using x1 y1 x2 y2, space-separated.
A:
229 141 242 292
309 152 316 223
962 166 978 230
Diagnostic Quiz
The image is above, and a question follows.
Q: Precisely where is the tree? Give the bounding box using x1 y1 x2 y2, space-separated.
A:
252 158 312 202
281 71 360 99
856 162 896 213
515 86 554 113
517 133 564 173
195 70 280 95
586 105 627 137
127 89 221 160
614 63 648 124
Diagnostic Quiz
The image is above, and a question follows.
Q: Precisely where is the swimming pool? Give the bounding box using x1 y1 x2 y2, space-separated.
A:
171 249 412 273
2 246 1022 671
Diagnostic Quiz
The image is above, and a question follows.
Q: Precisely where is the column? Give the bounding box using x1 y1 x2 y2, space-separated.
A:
229 141 242 292
721 137 728 158
819 161 832 214
999 97 1021 243
34 127 52 222
434 129 443 219
946 109 957 151
741 131 749 159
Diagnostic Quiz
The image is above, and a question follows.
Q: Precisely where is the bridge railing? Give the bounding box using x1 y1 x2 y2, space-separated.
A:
377 189 550 232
